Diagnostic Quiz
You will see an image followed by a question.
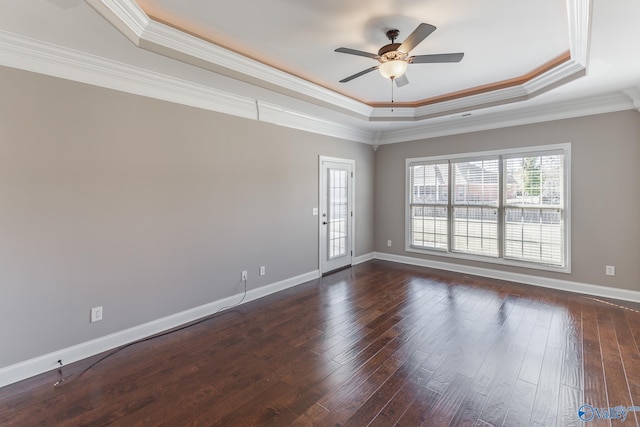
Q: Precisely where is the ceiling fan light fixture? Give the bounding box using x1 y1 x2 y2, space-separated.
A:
336 23 463 87
379 59 408 80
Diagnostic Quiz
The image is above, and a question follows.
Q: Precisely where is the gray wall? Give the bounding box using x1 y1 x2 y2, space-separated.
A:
0 66 374 368
2 62 639 371
375 111 640 292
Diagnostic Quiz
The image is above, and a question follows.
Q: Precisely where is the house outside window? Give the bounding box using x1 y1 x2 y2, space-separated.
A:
406 144 570 273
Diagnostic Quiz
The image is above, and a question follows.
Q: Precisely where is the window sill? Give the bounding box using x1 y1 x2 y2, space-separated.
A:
405 245 571 274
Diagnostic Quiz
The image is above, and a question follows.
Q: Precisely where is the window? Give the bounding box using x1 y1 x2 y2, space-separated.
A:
452 158 499 257
409 162 448 250
406 144 570 272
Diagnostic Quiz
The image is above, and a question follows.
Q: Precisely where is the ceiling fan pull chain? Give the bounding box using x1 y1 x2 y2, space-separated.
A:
391 78 394 112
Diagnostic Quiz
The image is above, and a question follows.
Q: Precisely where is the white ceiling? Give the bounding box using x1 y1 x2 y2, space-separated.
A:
135 0 569 104
0 0 639 143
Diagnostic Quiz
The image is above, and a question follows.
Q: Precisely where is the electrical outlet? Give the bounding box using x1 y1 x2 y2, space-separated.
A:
259 266 266 276
387 240 392 247
90 306 103 323
241 270 248 281
606 265 615 276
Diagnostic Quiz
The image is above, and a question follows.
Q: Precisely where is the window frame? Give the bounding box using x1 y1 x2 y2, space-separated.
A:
408 161 450 252
405 143 571 274
450 156 500 258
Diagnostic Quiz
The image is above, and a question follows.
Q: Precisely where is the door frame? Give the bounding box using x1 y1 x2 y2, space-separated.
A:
319 156 355 275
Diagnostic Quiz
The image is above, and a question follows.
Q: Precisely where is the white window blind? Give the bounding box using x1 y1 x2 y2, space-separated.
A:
503 152 564 266
406 145 569 272
452 158 499 257
409 162 448 250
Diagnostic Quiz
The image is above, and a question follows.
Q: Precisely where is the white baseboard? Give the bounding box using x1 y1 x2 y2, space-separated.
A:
353 252 375 265
0 269 320 389
374 252 640 303
4 252 638 389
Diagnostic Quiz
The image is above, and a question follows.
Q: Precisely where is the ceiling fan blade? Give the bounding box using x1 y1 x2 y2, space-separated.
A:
339 66 379 83
335 47 379 59
399 23 437 53
394 74 409 87
410 53 464 63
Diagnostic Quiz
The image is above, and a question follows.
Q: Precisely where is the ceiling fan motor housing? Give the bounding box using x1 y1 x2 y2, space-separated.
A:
378 43 408 63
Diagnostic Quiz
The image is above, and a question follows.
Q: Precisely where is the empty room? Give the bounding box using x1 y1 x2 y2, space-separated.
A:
1 1 639 426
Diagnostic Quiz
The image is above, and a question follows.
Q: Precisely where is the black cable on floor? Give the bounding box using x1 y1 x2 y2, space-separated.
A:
54 279 248 388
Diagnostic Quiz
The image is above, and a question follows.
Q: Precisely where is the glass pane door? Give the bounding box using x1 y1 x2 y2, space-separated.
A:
320 158 353 274
329 168 348 259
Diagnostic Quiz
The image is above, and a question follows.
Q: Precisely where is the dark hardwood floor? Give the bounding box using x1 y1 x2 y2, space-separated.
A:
1 260 640 426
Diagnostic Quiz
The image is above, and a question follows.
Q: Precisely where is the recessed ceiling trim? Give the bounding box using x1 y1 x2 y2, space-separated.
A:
414 85 530 121
0 29 258 119
623 87 640 112
525 59 585 93
136 2 583 113
0 18 633 147
369 51 572 110
86 0 374 119
256 101 374 143
87 0 591 123
369 56 589 122
378 91 636 145
0 29 375 144
567 0 592 66
370 85 528 121
85 0 148 43
142 20 374 118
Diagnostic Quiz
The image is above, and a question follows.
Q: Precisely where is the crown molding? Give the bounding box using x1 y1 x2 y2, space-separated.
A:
0 29 257 120
378 91 635 144
0 28 632 147
85 0 374 120
256 101 374 143
139 20 374 119
567 0 592 66
0 29 374 143
523 59 586 94
623 87 640 112
371 85 530 121
369 59 588 122
0 0 630 147
87 0 592 122
85 0 148 43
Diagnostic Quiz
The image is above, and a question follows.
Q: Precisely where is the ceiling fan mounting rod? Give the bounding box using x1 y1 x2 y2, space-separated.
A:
386 29 400 43
379 29 406 59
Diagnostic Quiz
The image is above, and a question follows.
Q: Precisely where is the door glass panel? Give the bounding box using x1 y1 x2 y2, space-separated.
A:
329 168 348 259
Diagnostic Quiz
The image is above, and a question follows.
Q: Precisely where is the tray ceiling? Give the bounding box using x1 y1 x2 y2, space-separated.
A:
88 0 589 121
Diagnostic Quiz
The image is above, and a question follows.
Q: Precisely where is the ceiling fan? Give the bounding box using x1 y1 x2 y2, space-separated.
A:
335 23 464 87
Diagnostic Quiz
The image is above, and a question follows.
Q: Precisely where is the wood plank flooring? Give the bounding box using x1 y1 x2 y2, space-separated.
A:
1 260 640 426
